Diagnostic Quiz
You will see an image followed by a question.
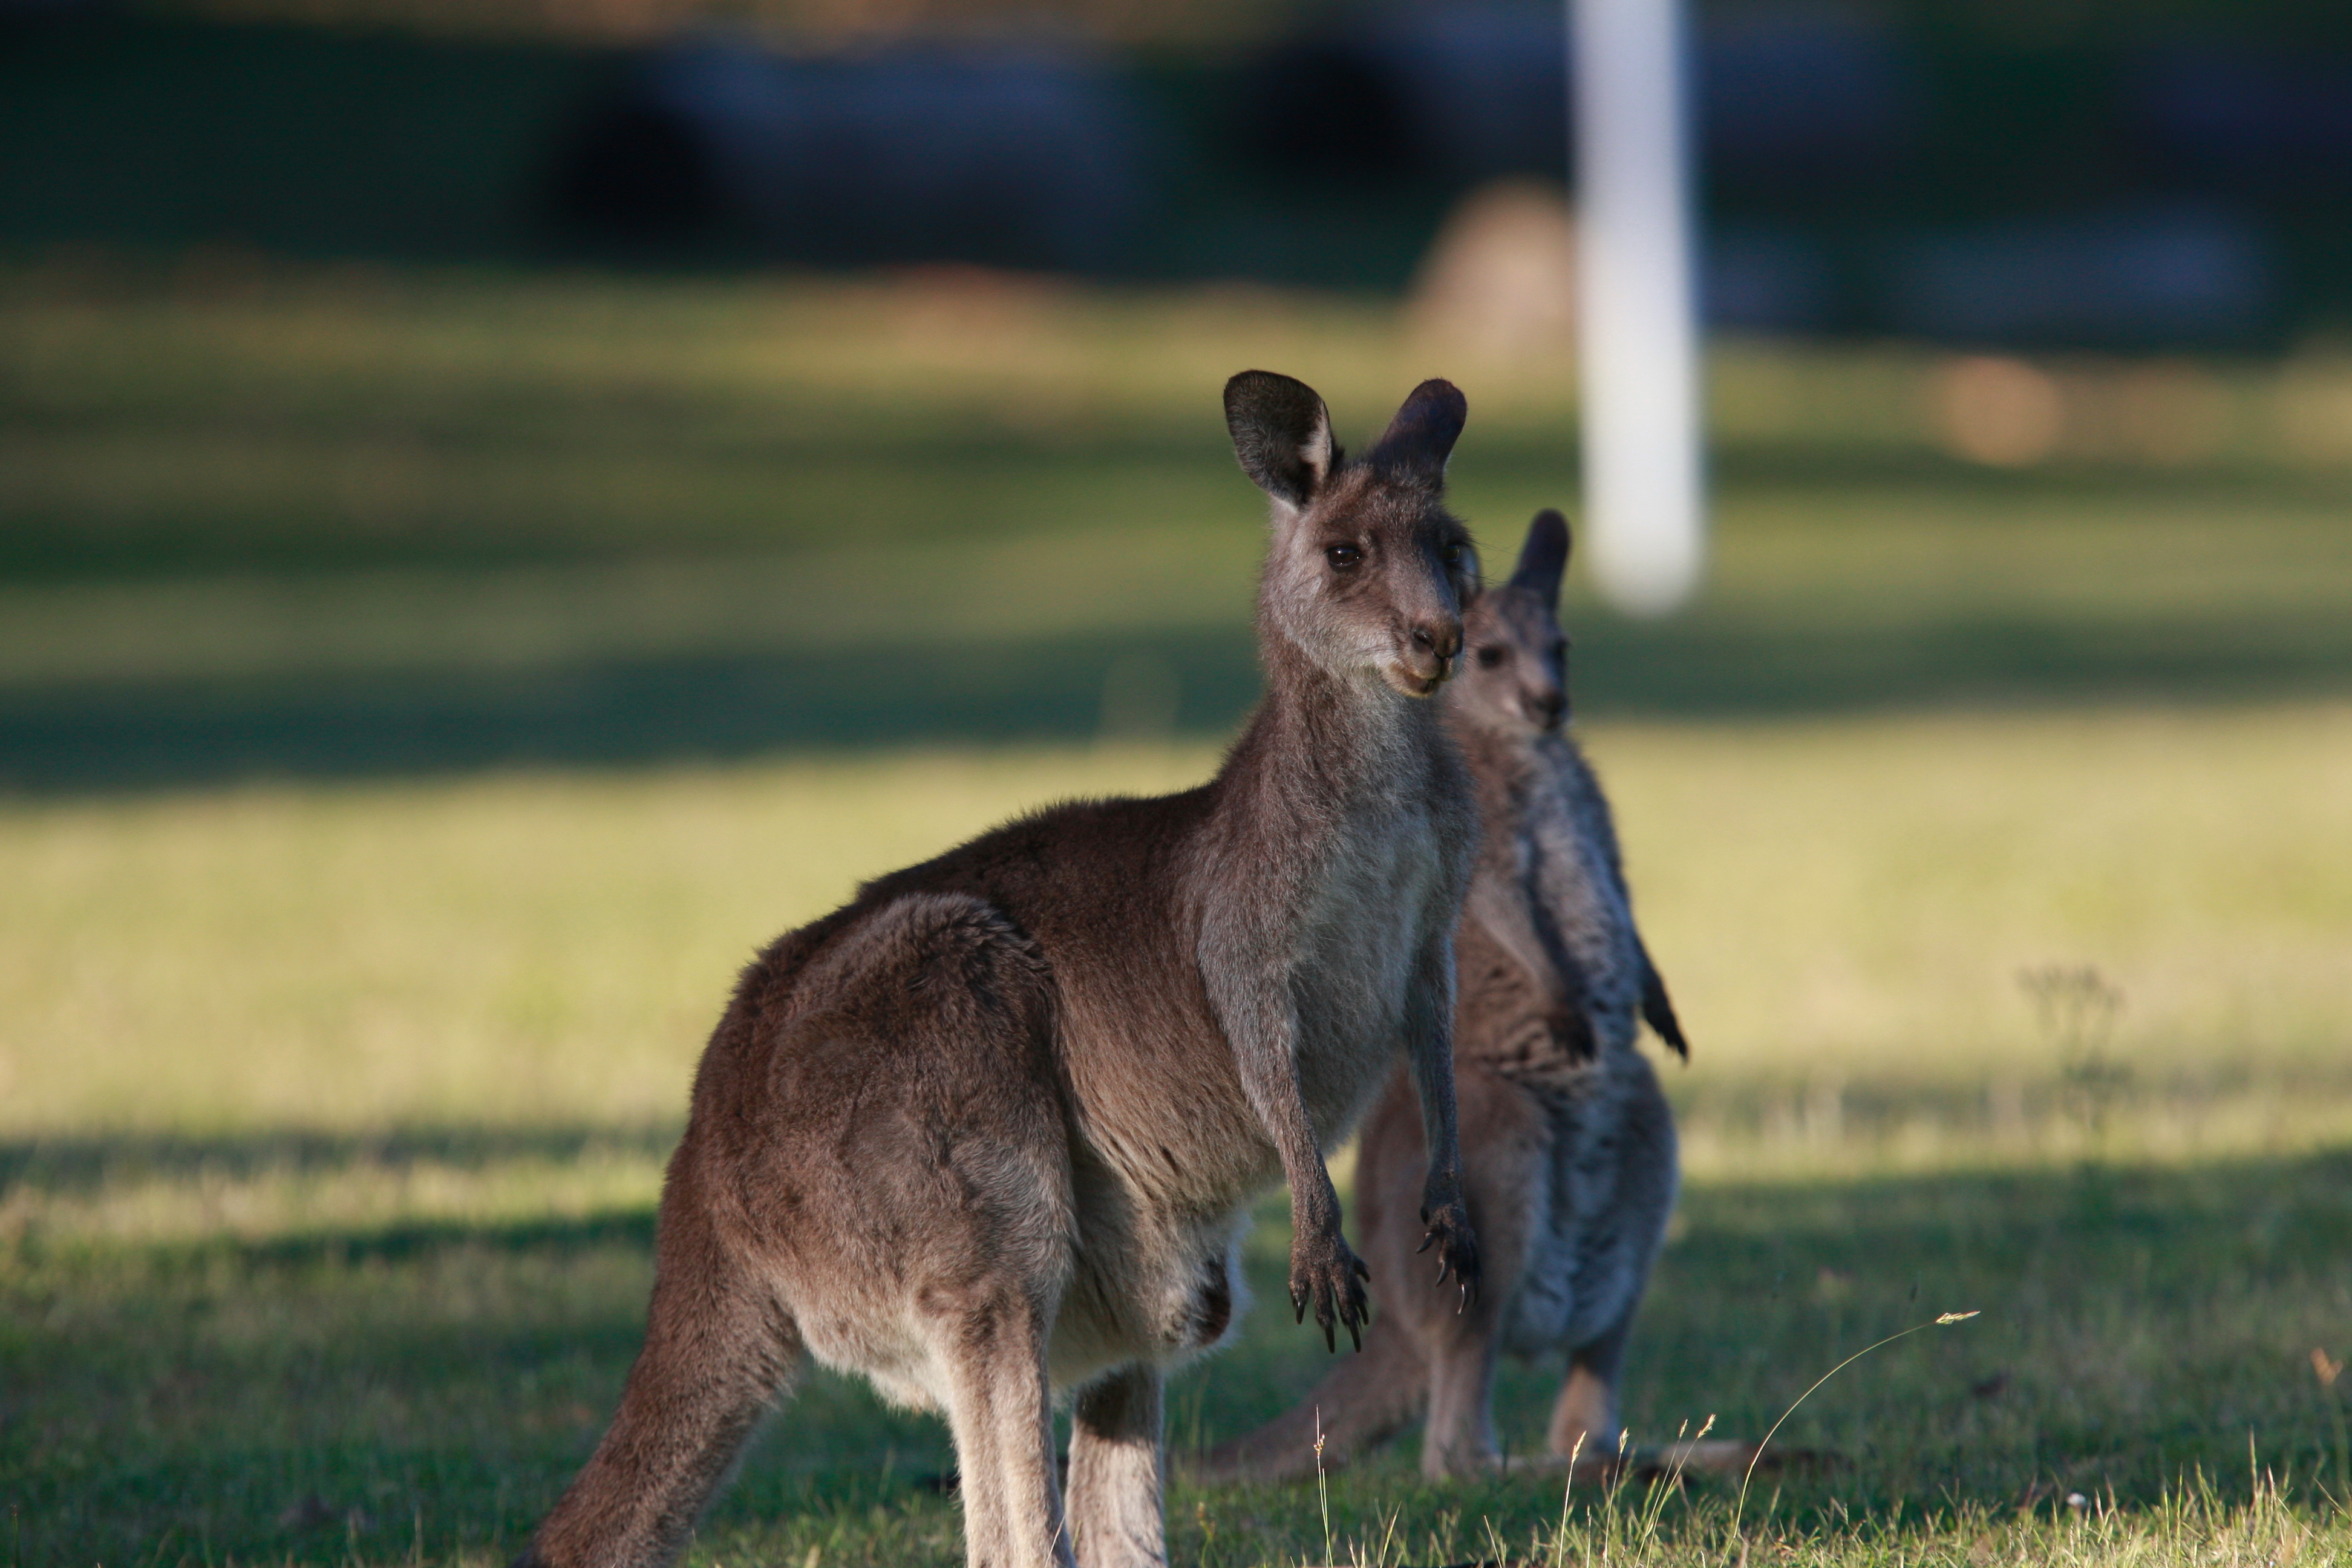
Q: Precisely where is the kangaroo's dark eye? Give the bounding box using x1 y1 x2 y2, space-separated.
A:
1325 544 1363 570
1441 543 1463 567
1477 646 1506 668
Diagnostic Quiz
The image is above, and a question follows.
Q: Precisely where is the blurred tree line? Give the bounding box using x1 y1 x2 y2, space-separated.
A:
3 0 2351 341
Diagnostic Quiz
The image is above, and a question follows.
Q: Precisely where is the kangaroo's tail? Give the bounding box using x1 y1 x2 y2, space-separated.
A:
515 1151 804 1568
1182 1313 1428 1487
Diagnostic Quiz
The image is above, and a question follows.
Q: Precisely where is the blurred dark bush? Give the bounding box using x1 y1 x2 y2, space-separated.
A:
544 41 1152 270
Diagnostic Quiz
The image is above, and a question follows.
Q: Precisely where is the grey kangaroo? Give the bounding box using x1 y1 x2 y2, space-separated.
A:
1194 508 1688 1485
515 372 1483 1568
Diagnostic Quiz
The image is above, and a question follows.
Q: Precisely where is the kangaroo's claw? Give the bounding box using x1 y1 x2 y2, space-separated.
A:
1290 1229 1370 1356
1418 1184 1482 1308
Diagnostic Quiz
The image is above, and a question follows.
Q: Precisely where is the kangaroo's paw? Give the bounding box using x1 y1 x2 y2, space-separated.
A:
1416 1183 1481 1310
1289 1231 1371 1352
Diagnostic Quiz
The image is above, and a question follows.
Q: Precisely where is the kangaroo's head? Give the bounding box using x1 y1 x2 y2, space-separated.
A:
1225 371 1477 699
1449 509 1574 736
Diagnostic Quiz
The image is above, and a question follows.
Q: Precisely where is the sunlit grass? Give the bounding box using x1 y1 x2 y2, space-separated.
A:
0 743 1213 1132
8 263 2351 808
5 707 2345 1148
1617 702 2352 1178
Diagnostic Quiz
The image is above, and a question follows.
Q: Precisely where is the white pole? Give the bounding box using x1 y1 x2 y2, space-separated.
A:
1572 0 1705 615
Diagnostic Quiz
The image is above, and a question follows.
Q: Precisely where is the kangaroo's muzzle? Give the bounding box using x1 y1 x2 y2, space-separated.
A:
1388 616 1463 697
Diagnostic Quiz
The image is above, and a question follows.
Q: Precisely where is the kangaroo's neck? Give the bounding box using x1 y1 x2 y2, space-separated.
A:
1257 651 1445 804
1195 653 1452 904
1449 719 1545 857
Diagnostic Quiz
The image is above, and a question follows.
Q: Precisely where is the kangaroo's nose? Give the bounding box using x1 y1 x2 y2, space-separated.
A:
1535 688 1568 726
1411 619 1462 661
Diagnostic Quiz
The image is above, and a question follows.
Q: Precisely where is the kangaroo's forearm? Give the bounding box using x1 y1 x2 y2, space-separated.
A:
1203 946 1372 1346
1404 948 1466 1184
1221 998 1345 1238
1197 906 1341 1219
1240 1042 1342 1230
1403 941 1480 1302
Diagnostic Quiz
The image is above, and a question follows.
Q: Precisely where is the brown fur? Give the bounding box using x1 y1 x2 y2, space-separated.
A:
1192 509 1688 1486
514 373 1485 1568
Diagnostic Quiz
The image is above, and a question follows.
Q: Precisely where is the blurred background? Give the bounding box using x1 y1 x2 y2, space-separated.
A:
5 0 2352 779
4 2 2352 1561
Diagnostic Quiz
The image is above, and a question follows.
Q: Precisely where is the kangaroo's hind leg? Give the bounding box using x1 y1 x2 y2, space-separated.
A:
927 1283 1075 1568
1547 1316 1630 1465
822 892 1078 1568
518 1158 804 1568
1067 1363 1166 1567
1185 1312 1426 1486
1187 1068 1445 1488
1412 1060 1550 1478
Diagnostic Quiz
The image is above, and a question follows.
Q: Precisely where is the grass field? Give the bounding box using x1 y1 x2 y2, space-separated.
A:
3 261 2351 1564
7 713 2351 1566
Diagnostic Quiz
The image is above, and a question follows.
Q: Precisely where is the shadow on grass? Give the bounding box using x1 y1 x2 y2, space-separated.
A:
0 1122 679 1195
0 628 1261 795
1192 1143 2352 1516
8 1136 2352 1564
7 605 2350 794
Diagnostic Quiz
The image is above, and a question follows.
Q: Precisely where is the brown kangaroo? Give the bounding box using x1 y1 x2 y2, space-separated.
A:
1193 508 1688 1485
514 372 1484 1568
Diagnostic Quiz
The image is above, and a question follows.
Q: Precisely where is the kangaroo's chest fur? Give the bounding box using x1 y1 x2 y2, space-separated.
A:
1455 730 1641 1088
1092 695 1470 1368
1521 734 1643 1055
1289 759 1455 1142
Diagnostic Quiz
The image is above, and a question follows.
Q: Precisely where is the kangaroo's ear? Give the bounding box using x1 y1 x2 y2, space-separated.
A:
1362 378 1468 485
1510 508 1572 609
1225 370 1334 511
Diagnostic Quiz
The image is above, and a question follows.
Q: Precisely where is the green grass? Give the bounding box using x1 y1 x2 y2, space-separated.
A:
4 712 2351 1564
6 710 2347 1143
8 1108 2352 1565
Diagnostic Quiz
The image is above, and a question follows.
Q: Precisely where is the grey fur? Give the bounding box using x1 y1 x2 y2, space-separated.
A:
1192 508 1688 1485
512 373 1485 1568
